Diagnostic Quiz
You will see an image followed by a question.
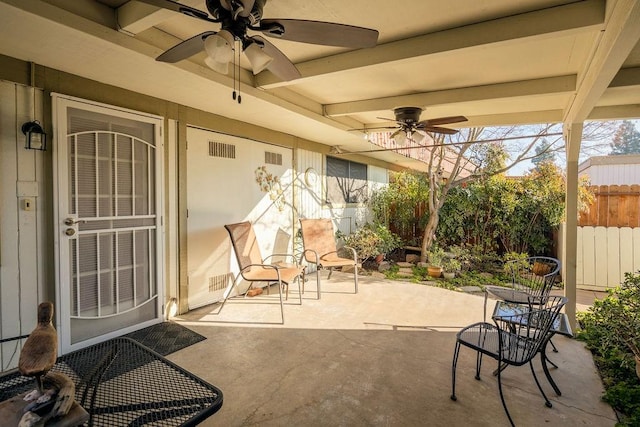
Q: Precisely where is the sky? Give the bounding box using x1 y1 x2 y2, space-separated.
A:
501 119 640 176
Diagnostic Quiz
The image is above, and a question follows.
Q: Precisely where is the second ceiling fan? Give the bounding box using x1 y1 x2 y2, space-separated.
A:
367 107 468 146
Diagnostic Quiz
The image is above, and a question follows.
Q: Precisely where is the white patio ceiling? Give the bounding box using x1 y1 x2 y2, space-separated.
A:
1 0 639 170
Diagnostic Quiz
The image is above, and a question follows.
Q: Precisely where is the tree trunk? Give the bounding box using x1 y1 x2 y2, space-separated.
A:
420 211 439 263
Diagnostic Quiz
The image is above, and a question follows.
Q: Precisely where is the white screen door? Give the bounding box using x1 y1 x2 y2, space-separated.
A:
53 96 163 353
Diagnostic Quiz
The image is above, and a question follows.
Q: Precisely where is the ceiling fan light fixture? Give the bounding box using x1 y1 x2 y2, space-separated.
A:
204 56 230 74
204 30 235 73
244 42 274 74
413 131 426 144
393 131 409 146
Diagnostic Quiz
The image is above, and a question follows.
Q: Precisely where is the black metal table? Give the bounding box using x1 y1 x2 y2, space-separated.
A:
0 337 223 426
492 300 573 396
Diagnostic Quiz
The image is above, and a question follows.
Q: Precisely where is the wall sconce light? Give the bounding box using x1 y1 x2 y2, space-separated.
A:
21 120 47 151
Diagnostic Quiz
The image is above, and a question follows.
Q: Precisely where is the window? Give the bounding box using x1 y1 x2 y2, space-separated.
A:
326 157 368 204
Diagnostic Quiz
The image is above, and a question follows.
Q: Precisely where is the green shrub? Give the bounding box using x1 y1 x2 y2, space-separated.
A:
343 223 402 260
577 272 640 425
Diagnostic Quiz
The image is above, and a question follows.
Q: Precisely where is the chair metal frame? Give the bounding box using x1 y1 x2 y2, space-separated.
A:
299 219 358 299
484 256 561 320
220 221 304 324
451 296 567 427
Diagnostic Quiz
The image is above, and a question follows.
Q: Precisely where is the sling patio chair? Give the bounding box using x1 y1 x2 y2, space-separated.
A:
220 221 304 324
451 296 567 427
299 218 358 299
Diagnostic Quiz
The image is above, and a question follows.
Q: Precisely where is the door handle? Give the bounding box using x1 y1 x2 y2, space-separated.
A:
64 218 86 226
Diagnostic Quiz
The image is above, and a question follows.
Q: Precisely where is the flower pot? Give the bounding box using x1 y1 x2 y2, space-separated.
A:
427 266 443 278
443 271 455 279
375 254 384 264
636 355 640 380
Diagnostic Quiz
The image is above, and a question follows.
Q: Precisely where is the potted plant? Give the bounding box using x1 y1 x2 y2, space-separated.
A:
427 247 445 278
373 223 402 263
442 258 461 279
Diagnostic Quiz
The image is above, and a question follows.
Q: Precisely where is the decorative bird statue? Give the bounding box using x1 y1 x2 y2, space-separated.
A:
19 302 58 403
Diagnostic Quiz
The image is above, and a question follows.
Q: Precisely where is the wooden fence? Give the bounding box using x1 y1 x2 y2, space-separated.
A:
579 185 640 227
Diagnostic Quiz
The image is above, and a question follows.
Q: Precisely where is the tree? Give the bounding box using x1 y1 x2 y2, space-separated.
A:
610 120 640 155
531 138 556 168
417 125 562 262
418 122 613 262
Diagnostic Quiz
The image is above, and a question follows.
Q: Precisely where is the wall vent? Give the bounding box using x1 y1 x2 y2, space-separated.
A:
208 273 231 292
265 151 282 165
209 141 236 159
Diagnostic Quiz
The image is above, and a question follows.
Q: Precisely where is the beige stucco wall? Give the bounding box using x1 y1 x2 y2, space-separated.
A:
0 54 400 317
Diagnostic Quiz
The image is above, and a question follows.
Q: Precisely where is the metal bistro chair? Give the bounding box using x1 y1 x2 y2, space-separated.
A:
221 222 304 324
451 296 567 427
484 256 561 320
299 219 358 299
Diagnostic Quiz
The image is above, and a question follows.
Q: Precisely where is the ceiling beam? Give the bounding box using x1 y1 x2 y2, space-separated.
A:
256 0 605 89
461 110 565 128
563 0 640 126
116 0 176 35
324 75 577 117
588 104 640 120
609 66 640 88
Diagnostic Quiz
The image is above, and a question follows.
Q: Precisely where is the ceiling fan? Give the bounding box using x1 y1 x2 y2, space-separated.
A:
137 0 379 82
363 107 468 146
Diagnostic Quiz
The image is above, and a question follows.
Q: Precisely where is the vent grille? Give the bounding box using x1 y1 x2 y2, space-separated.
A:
265 151 282 165
209 141 236 159
209 273 231 292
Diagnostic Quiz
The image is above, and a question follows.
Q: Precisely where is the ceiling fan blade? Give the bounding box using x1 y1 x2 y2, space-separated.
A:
347 126 399 131
156 31 216 63
419 115 468 127
252 36 301 81
375 116 397 122
258 19 378 48
424 126 459 135
136 0 214 22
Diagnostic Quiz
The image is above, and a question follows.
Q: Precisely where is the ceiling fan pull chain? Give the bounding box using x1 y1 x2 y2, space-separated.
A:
231 37 237 101
236 46 242 103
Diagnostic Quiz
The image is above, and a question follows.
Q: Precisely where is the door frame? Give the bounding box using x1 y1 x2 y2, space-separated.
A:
52 93 165 353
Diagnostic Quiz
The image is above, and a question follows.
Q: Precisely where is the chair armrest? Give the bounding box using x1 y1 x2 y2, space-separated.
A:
300 249 319 265
342 246 358 262
263 253 299 266
239 263 281 280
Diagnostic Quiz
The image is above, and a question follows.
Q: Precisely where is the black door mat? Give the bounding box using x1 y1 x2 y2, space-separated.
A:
124 322 206 356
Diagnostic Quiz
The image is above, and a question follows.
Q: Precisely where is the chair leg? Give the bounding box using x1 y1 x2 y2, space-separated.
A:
496 358 516 427
549 338 558 353
316 267 321 300
297 275 303 306
529 360 553 408
450 341 461 401
328 267 333 280
475 351 483 380
353 261 358 294
540 345 562 396
215 274 242 315
277 279 284 324
483 290 488 322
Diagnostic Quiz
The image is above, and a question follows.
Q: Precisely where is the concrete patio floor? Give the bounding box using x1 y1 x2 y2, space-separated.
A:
169 271 617 427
